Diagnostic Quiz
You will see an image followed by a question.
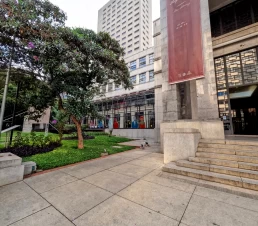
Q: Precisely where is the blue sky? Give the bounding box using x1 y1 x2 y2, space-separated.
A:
49 0 160 32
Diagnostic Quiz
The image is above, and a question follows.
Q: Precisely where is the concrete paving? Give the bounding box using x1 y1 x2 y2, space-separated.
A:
1 143 258 226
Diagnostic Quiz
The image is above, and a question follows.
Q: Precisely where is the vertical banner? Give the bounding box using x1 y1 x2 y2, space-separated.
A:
167 0 204 84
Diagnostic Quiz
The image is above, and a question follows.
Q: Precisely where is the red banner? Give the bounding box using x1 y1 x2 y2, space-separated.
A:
167 0 204 84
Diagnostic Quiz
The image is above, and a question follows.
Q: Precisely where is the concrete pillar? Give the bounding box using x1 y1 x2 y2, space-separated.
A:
194 0 219 120
160 0 180 122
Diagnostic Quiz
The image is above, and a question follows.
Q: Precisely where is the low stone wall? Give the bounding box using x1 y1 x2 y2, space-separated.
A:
106 129 156 141
160 120 225 153
164 128 201 164
0 153 24 187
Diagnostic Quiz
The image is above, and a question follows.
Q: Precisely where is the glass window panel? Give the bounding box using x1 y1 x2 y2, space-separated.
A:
221 5 236 34
210 12 221 38
130 75 137 85
139 73 146 84
149 70 154 82
241 48 258 85
139 56 146 67
215 58 227 89
235 0 252 29
108 83 113 92
226 53 243 87
252 0 258 22
130 60 137 70
149 54 154 64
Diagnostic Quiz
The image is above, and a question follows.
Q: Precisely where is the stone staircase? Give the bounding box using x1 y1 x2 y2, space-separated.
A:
162 139 258 191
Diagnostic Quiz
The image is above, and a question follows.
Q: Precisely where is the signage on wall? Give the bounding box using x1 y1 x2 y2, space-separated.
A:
167 0 204 84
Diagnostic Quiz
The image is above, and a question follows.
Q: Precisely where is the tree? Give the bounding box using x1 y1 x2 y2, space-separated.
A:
0 0 66 127
1 1 133 149
51 104 69 141
41 28 133 149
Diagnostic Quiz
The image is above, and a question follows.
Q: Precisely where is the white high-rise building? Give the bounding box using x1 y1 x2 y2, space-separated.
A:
97 0 152 55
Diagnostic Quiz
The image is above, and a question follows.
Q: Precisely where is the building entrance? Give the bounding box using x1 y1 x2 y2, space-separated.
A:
215 47 258 135
230 85 258 135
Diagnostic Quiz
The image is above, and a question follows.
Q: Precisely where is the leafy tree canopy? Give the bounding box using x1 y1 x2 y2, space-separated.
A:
40 27 132 149
0 0 132 149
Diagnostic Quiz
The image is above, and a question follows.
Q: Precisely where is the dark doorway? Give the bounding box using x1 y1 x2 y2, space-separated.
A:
230 85 258 135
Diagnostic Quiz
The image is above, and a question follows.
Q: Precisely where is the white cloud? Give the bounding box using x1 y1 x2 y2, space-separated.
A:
49 0 160 32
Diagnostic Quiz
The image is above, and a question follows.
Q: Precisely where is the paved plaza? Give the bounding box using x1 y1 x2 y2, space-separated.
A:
1 143 258 226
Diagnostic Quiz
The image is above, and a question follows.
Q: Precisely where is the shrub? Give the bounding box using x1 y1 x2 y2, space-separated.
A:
86 132 108 136
0 142 61 157
64 124 76 131
0 132 62 157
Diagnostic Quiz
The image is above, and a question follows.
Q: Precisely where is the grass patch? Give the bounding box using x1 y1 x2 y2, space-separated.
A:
23 135 135 170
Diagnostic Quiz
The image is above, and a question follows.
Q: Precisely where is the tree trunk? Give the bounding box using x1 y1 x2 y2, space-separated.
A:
71 115 84 149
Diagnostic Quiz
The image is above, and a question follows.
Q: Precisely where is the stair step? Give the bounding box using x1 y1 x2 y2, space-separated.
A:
177 160 258 180
239 162 258 171
200 139 226 144
196 152 258 164
199 143 258 151
226 139 258 146
210 165 258 180
200 139 258 147
176 160 210 171
162 162 258 191
198 147 236 155
189 157 239 168
236 150 258 157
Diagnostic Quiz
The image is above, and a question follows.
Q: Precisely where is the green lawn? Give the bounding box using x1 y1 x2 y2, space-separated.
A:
23 135 135 170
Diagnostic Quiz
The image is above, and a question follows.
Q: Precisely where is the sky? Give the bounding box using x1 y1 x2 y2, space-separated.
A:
49 0 160 32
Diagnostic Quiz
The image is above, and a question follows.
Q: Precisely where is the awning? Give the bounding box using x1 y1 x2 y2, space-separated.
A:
229 85 257 99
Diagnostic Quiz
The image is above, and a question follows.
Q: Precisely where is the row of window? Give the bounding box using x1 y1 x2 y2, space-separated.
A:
102 0 149 22
130 70 155 85
102 70 154 93
91 90 155 129
129 54 154 70
103 0 149 19
210 0 258 38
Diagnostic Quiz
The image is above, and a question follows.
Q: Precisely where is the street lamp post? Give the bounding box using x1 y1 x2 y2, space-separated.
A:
0 38 15 137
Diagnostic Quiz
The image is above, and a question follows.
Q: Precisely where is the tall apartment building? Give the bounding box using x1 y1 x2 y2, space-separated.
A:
97 0 152 55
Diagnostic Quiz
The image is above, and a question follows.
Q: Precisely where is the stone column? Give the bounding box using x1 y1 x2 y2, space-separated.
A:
195 0 219 120
160 0 180 122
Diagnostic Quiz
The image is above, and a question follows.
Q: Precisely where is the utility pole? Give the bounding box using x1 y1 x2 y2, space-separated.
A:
0 37 15 137
9 81 21 145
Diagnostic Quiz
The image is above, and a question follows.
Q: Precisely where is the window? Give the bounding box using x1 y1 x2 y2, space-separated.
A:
130 75 137 85
92 90 155 129
130 60 137 70
139 56 146 67
115 83 120 90
139 73 146 84
102 85 106 93
128 50 132 54
108 83 113 92
149 54 154 64
149 70 154 81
